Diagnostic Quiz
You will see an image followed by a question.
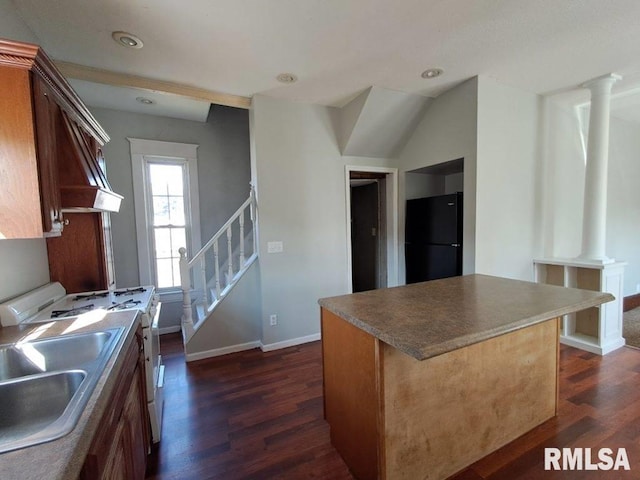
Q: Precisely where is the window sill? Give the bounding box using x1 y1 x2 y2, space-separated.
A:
157 290 185 303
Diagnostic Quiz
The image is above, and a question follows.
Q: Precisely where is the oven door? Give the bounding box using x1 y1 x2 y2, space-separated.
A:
142 302 162 400
147 301 164 443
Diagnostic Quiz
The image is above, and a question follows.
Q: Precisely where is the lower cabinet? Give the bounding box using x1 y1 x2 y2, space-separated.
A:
80 326 150 480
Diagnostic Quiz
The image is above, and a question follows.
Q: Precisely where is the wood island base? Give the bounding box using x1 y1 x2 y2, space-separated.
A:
321 309 560 480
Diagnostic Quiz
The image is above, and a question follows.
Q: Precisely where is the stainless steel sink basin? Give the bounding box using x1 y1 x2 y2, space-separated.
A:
0 328 123 453
0 347 42 380
16 330 112 376
0 371 86 447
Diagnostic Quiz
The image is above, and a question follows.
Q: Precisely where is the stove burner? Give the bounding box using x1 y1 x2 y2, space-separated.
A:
114 287 146 297
108 300 142 311
73 292 109 301
51 304 95 318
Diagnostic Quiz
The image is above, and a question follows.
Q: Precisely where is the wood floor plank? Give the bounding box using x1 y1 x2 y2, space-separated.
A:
147 335 640 480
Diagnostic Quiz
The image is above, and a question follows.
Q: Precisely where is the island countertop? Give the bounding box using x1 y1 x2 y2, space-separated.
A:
318 274 614 361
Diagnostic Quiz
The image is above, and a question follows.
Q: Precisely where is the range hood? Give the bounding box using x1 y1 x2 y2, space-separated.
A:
12 38 125 214
58 109 123 213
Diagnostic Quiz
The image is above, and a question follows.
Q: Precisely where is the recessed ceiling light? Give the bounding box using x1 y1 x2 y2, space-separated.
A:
421 68 444 79
112 31 144 49
136 96 154 105
276 73 298 84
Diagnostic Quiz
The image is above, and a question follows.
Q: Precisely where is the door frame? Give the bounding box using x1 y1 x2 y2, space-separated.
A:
345 165 399 293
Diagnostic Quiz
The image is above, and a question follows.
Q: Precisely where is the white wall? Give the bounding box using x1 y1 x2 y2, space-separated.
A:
0 239 49 302
538 99 586 259
251 95 394 347
539 101 640 297
475 77 542 281
0 3 50 303
608 116 640 295
398 77 479 278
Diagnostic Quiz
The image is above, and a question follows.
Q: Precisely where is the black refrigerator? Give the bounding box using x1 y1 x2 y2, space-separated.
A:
405 192 462 283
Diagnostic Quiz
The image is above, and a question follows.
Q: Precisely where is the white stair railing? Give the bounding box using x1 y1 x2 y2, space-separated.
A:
179 187 257 341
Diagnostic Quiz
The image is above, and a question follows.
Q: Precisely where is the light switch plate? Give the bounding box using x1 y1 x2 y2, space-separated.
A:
267 241 284 253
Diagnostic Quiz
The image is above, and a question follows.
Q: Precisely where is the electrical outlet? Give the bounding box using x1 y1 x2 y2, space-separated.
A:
269 314 278 326
636 283 640 293
267 241 284 253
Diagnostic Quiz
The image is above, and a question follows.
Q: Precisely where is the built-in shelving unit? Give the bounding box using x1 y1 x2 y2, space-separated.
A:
534 258 626 355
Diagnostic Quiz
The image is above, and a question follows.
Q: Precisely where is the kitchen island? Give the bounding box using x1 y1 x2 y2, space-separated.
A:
318 274 614 480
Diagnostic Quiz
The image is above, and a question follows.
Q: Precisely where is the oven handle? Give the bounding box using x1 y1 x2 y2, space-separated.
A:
151 301 162 330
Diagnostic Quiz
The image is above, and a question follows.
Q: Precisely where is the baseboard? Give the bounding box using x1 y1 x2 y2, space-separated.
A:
624 293 640 312
185 341 261 362
159 325 181 335
260 333 321 352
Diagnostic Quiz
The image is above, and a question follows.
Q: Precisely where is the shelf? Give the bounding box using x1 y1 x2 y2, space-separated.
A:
533 259 625 356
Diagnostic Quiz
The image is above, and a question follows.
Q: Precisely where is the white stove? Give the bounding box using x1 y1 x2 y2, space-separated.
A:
0 282 165 444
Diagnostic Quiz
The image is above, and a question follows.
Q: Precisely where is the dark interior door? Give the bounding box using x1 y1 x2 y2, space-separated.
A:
351 182 378 292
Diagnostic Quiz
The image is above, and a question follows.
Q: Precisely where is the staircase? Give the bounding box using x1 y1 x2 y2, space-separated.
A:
178 188 258 342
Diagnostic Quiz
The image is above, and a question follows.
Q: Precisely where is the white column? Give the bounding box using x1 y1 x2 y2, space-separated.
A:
578 73 621 263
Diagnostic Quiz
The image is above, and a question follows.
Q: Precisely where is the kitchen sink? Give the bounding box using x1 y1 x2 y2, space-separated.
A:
0 371 86 445
0 328 123 453
0 330 113 381
0 347 42 380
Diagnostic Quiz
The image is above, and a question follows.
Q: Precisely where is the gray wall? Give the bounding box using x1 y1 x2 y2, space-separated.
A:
0 0 39 43
92 106 251 289
92 105 251 329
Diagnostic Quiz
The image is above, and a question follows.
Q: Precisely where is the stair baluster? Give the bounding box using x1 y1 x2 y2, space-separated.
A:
213 241 221 299
179 247 195 340
179 188 258 343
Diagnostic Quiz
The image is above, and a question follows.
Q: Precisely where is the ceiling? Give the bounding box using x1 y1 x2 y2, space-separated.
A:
10 0 640 121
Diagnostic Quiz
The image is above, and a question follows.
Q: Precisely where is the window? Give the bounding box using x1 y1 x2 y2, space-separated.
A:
130 139 201 291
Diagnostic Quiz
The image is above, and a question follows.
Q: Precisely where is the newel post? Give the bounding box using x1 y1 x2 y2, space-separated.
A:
178 247 194 341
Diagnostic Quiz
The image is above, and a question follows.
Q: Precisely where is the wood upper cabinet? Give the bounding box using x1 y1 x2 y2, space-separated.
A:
32 74 65 236
0 63 63 238
46 212 115 292
0 39 117 239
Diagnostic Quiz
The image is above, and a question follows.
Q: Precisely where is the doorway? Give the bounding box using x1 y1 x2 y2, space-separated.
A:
345 166 399 293
351 177 385 292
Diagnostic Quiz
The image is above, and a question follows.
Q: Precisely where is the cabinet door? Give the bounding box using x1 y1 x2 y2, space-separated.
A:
100 420 129 480
0 66 42 238
31 74 64 236
46 212 110 293
81 331 149 480
124 364 149 480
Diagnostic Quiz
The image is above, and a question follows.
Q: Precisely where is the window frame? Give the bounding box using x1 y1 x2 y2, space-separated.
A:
129 138 201 293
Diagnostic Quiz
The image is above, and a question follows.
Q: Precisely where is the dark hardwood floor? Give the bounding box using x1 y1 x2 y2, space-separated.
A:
145 333 353 480
146 334 640 480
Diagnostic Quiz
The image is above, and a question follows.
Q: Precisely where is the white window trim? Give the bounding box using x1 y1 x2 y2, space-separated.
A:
129 138 201 290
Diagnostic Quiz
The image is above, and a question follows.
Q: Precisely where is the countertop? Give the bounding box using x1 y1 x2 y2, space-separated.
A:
0 310 140 480
318 274 614 360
